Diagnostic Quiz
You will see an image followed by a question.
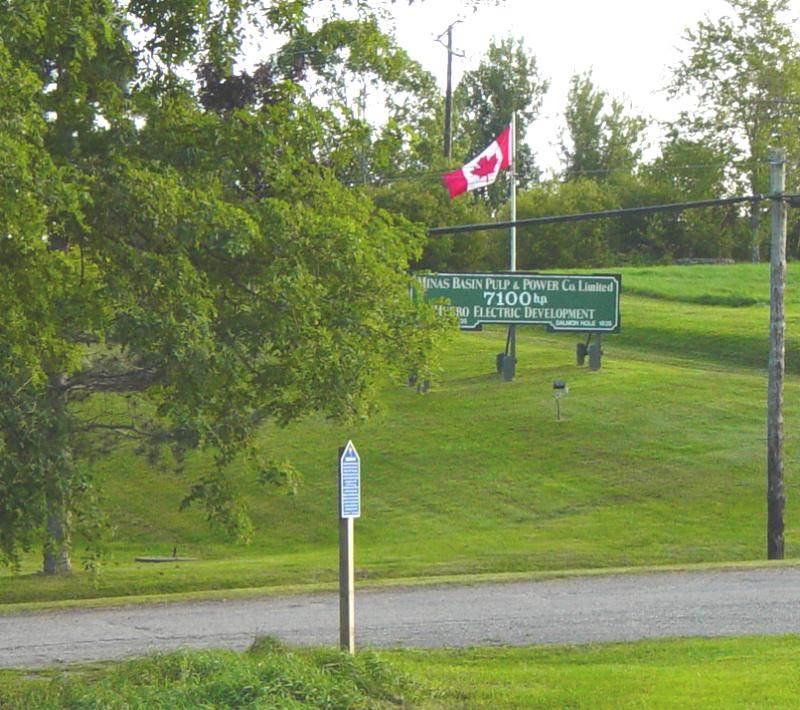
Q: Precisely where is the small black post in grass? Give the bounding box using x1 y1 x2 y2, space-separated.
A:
588 334 603 371
553 380 568 421
576 335 590 366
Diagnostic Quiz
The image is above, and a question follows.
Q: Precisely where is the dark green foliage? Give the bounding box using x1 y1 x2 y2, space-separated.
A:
501 165 751 269
370 177 499 272
0 1 447 570
515 178 620 268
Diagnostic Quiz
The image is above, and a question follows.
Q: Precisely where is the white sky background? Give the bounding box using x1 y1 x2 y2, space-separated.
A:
382 0 800 176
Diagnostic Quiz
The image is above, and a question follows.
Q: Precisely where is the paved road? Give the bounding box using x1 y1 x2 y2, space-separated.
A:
3 567 800 668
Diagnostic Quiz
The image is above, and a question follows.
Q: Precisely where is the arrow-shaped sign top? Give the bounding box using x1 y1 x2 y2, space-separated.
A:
341 440 359 464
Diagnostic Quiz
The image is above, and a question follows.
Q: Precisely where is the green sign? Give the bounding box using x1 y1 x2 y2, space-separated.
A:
416 272 621 333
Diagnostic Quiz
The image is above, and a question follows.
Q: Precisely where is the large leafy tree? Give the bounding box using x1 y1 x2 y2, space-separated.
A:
560 71 645 182
669 0 800 260
0 0 446 574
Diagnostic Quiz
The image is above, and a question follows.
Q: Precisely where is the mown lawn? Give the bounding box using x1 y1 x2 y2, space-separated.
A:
390 635 800 708
618 262 797 307
1 264 798 605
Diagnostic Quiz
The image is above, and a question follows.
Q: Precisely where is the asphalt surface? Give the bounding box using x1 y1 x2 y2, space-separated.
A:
2 566 800 668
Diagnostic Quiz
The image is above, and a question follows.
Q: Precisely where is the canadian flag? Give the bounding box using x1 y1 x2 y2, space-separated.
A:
441 125 511 199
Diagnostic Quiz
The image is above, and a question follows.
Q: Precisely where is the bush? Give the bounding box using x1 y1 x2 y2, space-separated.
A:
0 638 432 709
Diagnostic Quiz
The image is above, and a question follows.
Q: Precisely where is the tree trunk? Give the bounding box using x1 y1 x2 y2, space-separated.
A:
751 201 760 263
43 494 71 575
42 373 72 575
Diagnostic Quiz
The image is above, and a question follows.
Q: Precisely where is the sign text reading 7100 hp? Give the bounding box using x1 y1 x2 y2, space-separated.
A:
416 272 621 333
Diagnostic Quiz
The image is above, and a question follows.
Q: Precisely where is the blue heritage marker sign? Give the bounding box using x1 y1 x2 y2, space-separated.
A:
339 441 361 519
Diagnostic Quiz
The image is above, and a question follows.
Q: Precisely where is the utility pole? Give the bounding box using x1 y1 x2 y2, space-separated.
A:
436 20 464 159
767 148 787 560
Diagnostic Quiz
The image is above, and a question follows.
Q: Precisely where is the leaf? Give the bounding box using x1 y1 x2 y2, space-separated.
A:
471 153 498 178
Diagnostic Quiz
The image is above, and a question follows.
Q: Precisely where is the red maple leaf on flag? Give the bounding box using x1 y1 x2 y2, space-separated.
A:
471 153 498 178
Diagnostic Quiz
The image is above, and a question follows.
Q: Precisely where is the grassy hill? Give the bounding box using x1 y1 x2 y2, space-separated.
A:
1 263 799 604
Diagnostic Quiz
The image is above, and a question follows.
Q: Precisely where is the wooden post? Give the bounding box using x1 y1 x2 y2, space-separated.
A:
337 443 360 653
338 516 355 653
767 148 787 560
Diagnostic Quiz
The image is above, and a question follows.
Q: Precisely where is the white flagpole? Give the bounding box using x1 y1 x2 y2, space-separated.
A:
510 112 517 271
503 112 517 381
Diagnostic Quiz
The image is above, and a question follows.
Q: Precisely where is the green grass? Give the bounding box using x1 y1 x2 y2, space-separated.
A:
617 262 798 307
3 636 800 708
5 559 795 616
389 635 800 708
2 263 799 606
0 637 431 709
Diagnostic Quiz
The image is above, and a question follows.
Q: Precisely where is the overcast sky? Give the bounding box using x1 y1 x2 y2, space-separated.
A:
382 0 800 175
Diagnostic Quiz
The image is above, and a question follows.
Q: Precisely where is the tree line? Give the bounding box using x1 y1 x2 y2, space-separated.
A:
369 0 800 270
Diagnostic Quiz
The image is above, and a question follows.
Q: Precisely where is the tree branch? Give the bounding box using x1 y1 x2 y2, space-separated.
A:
63 366 159 395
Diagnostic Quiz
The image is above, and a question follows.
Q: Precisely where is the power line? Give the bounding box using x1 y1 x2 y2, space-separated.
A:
427 194 776 236
364 161 771 188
